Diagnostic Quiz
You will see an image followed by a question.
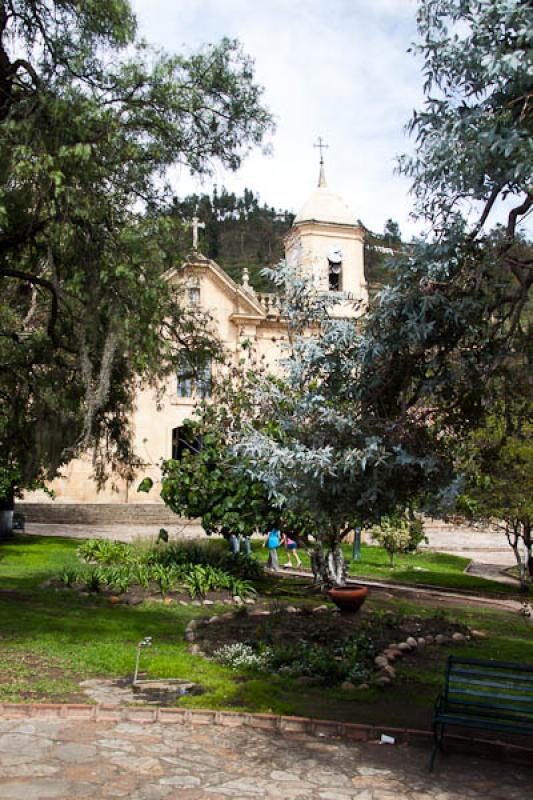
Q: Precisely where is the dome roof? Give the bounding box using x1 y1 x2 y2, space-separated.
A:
293 186 358 227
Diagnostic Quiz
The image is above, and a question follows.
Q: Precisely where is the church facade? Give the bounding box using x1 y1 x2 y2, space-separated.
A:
25 167 367 506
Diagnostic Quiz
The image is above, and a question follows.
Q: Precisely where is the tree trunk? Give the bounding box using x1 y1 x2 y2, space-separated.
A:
506 523 531 592
310 540 346 588
0 482 14 538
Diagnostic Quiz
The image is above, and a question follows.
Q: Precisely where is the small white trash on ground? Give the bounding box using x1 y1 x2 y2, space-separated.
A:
379 734 396 745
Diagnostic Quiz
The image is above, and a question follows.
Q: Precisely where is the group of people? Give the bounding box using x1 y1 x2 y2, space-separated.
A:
224 527 302 570
263 527 302 570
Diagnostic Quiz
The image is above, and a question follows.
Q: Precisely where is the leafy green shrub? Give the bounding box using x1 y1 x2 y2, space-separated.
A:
370 513 425 566
150 564 179 597
79 566 105 592
131 563 151 590
63 537 261 598
106 566 131 594
58 568 78 587
403 515 427 553
77 539 130 565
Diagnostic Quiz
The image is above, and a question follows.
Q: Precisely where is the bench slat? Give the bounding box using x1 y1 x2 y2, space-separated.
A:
435 713 533 734
449 676 533 692
447 687 533 705
444 701 533 722
449 657 533 672
451 667 533 684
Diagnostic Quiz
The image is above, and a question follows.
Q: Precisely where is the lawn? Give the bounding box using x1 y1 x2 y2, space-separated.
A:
0 534 531 731
253 539 520 595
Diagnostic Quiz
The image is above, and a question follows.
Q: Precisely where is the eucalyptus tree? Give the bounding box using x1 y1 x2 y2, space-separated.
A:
0 1 273 511
232 0 532 585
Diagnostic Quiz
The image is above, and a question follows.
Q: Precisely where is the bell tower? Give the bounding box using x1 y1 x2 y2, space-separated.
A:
285 142 367 311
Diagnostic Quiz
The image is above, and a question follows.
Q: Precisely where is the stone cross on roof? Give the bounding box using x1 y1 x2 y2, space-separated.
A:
191 216 205 251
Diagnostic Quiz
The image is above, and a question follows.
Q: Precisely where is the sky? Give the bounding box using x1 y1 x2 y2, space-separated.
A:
131 0 424 238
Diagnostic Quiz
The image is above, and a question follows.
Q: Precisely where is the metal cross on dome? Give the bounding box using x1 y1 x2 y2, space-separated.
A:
314 136 329 164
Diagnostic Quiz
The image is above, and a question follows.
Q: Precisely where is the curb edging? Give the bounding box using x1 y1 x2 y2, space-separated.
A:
0 703 531 766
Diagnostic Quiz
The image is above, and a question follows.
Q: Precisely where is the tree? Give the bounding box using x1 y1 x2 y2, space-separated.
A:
230 0 532 585
230 264 452 587
156 418 275 539
383 219 401 246
0 1 273 514
370 515 418 568
458 402 532 591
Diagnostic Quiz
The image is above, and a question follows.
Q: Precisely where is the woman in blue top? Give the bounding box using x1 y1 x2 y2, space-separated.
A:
263 528 281 571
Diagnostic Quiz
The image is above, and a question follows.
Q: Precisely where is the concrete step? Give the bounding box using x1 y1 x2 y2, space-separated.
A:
15 503 180 526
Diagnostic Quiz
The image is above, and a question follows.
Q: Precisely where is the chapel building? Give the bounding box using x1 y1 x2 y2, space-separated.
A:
22 162 367 510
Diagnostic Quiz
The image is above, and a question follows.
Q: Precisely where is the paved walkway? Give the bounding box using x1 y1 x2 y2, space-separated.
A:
0 715 530 799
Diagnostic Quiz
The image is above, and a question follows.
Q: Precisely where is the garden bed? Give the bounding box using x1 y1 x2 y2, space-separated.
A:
43 578 237 607
193 603 471 687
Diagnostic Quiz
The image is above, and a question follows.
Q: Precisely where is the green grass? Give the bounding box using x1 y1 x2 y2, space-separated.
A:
253 540 520 595
0 534 531 729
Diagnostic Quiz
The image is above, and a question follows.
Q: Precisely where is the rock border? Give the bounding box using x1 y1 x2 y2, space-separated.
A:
0 702 530 766
184 607 481 688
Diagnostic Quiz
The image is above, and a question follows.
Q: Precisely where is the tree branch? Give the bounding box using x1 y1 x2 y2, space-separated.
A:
0 267 59 342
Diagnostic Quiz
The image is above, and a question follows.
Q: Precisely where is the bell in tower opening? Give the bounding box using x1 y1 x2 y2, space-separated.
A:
328 247 342 291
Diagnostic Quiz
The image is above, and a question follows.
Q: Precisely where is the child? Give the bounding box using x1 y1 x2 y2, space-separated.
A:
263 528 281 571
280 531 302 568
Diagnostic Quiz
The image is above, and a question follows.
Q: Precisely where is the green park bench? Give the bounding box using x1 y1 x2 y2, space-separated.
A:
430 655 533 770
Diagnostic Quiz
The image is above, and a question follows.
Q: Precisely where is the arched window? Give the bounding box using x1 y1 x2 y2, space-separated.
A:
327 247 342 291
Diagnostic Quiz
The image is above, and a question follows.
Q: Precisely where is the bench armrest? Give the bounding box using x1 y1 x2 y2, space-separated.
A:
434 693 445 715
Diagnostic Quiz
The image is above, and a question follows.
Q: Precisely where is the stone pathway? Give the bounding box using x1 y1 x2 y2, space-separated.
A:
0 715 530 799
24 520 205 543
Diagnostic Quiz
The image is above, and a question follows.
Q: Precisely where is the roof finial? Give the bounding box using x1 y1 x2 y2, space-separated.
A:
314 136 329 188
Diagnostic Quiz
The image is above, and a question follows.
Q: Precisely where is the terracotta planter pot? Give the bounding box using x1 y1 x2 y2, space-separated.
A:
327 585 368 613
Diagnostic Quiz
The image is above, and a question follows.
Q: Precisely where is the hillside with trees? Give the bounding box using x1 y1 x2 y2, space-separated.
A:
170 188 400 291
170 188 293 292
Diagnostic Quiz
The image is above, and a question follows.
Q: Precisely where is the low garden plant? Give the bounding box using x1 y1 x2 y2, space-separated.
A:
213 623 378 686
62 538 261 599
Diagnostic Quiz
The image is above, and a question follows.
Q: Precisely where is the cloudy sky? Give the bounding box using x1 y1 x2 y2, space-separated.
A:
131 0 424 238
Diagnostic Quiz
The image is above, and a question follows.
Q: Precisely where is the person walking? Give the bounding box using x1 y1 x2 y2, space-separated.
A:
280 531 302 568
263 527 281 571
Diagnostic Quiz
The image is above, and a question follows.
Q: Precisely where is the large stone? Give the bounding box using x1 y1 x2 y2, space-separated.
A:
383 647 403 661
313 605 329 613
471 629 487 639
341 681 356 690
294 675 318 686
435 634 448 645
374 656 389 668
452 632 466 642
406 636 418 648
398 642 412 652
